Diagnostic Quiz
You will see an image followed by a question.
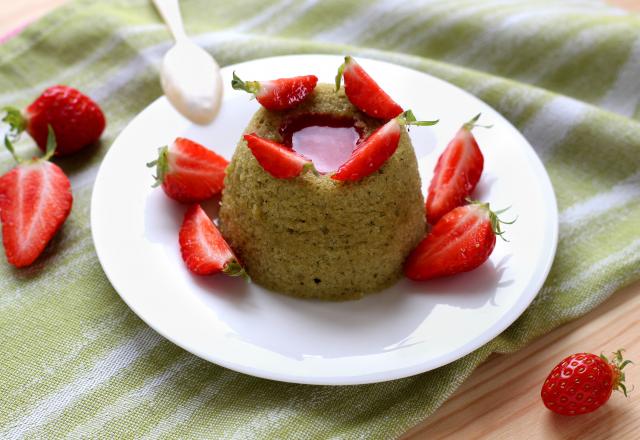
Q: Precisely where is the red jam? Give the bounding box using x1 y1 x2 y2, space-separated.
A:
279 114 365 173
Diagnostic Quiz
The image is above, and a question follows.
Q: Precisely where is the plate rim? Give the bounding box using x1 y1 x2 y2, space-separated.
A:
91 53 559 385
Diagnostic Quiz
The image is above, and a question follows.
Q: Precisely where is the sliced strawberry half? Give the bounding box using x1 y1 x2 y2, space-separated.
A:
179 204 245 276
335 56 403 120
404 201 513 280
426 114 489 225
232 72 318 111
332 110 437 182
244 133 315 179
147 137 228 204
0 127 73 267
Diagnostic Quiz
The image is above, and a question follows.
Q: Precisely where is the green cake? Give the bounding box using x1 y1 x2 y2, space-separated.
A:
219 84 425 300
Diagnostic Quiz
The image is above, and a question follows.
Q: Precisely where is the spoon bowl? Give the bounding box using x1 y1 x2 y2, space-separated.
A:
153 0 223 125
161 40 223 124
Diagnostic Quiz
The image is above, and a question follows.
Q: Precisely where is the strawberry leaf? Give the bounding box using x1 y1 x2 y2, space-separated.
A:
463 113 493 131
619 383 628 397
2 106 29 164
397 110 438 127
42 125 57 161
3 135 21 164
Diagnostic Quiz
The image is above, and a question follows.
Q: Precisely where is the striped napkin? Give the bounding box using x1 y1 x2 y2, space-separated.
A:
1 0 639 438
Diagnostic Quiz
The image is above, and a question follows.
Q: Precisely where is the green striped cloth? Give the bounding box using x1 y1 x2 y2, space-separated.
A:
1 0 639 437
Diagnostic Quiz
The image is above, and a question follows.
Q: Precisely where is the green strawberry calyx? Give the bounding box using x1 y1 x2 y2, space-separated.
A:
223 259 250 280
231 72 261 97
467 199 517 241
601 349 633 397
146 146 169 188
3 121 57 165
301 161 320 177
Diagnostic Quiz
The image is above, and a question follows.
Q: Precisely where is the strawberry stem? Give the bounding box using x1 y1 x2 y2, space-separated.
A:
397 109 439 127
467 198 516 241
463 113 493 131
2 106 27 137
231 72 260 96
146 146 169 188
335 56 351 91
2 106 28 164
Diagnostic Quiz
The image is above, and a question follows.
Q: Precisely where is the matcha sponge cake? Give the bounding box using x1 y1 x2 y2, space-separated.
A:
219 84 426 300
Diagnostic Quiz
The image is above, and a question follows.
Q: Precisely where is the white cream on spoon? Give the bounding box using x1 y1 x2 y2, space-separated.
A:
153 0 222 124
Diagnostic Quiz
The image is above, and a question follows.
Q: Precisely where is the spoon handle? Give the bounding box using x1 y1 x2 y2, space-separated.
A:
152 0 188 42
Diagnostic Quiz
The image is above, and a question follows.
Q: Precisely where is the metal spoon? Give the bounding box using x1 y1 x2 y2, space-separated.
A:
152 0 223 124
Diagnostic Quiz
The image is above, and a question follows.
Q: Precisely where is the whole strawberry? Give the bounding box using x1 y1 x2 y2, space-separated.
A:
2 85 105 156
541 350 632 416
0 128 73 267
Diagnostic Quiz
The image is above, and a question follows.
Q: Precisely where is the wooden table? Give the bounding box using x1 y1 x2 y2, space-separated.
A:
2 2 639 439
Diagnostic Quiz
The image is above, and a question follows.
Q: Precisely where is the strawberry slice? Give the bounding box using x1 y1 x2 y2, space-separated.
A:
426 114 489 225
332 110 437 182
2 85 105 156
147 137 228 204
335 56 403 120
179 204 245 276
404 201 513 280
0 127 73 268
244 133 315 179
232 72 318 111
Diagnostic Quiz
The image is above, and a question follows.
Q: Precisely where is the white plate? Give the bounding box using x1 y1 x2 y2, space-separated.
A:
91 55 558 385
